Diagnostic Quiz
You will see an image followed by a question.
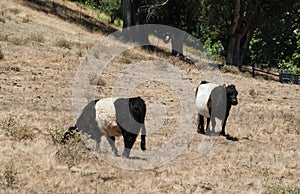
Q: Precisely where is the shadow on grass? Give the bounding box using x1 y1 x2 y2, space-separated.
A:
22 0 118 35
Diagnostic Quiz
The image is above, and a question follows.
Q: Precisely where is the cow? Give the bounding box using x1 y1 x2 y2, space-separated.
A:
195 81 238 139
61 96 146 158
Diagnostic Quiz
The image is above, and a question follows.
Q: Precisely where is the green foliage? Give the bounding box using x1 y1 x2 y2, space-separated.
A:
204 38 224 57
292 31 300 68
250 0 299 72
76 0 121 23
281 60 300 74
98 0 121 23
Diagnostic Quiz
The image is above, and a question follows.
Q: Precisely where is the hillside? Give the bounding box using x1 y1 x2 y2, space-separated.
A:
0 0 299 193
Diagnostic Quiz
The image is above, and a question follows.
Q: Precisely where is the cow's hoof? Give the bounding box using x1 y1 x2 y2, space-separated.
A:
197 129 205 134
225 134 238 141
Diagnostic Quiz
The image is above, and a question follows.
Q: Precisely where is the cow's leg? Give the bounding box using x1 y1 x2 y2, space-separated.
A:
107 136 118 156
140 125 146 150
95 132 104 152
221 111 230 136
121 129 137 158
210 117 216 135
197 114 205 134
205 117 210 133
221 109 230 136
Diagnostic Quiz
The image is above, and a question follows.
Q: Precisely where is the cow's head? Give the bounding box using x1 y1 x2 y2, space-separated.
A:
226 85 238 106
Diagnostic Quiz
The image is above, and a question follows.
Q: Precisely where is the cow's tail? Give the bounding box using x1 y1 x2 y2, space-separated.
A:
60 125 78 144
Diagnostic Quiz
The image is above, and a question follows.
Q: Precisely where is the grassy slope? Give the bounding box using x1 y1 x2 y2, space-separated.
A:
0 0 299 193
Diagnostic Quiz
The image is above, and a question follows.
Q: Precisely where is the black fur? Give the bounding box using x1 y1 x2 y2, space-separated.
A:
60 126 78 144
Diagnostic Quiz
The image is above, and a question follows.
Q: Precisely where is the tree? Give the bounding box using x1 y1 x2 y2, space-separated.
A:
250 0 300 73
122 0 141 28
147 0 201 56
122 0 150 43
122 0 170 45
71 0 299 72
226 0 260 68
199 0 261 68
199 0 299 71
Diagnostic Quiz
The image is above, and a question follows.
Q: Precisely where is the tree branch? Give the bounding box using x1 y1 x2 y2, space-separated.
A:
139 0 170 10
238 0 260 39
139 0 170 21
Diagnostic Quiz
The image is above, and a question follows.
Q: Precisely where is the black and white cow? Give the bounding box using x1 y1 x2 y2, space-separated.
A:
61 96 146 158
195 81 238 138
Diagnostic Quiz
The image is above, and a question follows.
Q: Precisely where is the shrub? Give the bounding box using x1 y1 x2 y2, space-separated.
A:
4 165 17 188
54 129 91 169
0 116 34 141
46 125 66 144
55 39 72 49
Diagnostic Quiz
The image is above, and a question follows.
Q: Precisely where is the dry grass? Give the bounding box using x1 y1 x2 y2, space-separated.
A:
221 64 241 75
0 0 299 193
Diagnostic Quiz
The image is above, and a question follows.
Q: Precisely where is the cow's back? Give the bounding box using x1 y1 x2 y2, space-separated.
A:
95 98 122 137
195 82 219 118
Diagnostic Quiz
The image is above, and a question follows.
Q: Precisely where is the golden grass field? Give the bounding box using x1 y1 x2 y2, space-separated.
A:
0 0 300 193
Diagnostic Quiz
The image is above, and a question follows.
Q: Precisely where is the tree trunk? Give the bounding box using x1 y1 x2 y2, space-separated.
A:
122 0 132 28
226 0 260 69
241 28 253 65
227 35 242 68
122 0 150 45
171 31 185 57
